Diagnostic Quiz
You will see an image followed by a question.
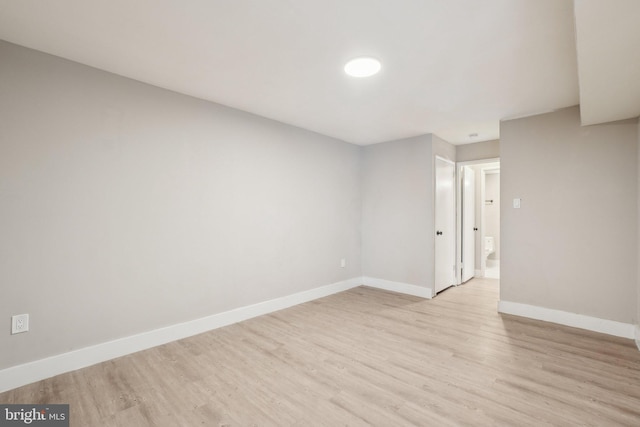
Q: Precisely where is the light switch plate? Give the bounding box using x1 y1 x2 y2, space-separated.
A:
513 198 521 209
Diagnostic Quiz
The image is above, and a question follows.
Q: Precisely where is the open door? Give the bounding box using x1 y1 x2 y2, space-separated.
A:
435 156 456 294
461 166 475 282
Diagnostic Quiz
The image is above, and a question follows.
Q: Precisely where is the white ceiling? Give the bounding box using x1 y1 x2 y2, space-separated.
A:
0 1 633 145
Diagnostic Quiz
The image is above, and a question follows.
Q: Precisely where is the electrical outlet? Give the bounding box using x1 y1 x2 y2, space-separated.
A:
11 314 29 334
340 258 346 268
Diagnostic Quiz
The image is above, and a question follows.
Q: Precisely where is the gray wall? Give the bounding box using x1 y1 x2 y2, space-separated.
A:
0 41 362 369
501 106 638 324
361 135 432 286
360 134 455 289
433 135 457 163
456 139 500 162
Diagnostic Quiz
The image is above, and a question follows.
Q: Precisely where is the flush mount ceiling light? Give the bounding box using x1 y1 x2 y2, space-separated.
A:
344 57 381 77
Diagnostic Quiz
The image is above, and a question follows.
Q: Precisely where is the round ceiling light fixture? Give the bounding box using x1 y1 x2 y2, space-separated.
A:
344 57 381 77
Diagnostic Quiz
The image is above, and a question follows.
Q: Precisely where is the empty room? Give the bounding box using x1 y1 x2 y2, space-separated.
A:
1 1 640 425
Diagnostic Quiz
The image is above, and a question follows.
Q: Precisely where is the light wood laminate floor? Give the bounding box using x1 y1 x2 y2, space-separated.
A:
2 278 640 426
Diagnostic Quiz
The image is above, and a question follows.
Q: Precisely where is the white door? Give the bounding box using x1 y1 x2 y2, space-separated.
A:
435 157 456 294
461 166 475 282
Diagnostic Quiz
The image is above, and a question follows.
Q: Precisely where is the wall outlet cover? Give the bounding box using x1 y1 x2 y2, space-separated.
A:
11 314 29 334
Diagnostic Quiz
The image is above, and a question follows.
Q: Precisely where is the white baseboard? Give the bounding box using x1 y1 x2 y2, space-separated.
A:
362 276 432 299
636 325 640 351
474 269 482 277
498 300 636 339
0 277 362 393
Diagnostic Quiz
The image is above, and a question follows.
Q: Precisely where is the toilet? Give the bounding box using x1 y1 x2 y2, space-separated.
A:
484 236 495 260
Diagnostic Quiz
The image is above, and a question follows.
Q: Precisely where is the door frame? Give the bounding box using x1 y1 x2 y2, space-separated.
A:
455 158 499 285
460 165 476 283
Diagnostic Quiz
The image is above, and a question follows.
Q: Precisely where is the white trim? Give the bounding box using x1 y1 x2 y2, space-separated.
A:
456 157 500 167
635 325 640 351
455 164 463 285
362 276 432 299
0 277 362 393
480 168 487 276
434 154 455 165
498 300 635 339
474 269 482 277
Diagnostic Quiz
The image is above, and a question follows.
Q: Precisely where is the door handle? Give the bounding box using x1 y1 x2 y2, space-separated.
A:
436 231 443 235
473 227 478 231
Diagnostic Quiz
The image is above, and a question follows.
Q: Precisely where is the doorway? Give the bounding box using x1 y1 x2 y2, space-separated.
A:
456 159 500 283
482 168 500 279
